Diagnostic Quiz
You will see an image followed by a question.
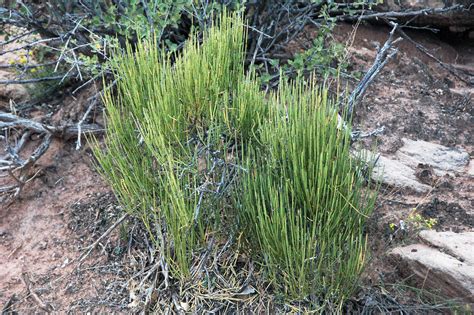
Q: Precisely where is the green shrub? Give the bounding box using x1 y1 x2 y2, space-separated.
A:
238 79 376 306
94 12 377 308
94 12 254 278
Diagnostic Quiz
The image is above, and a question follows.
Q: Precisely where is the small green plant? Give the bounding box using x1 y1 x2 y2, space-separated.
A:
388 208 437 242
257 0 383 81
406 210 437 230
94 12 377 308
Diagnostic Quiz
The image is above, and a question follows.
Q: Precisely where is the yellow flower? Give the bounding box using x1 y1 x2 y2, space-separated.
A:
28 51 33 56
30 68 37 73
19 55 27 64
389 223 396 231
8 59 15 65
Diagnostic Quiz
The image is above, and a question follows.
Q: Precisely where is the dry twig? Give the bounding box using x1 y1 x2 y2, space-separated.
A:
338 4 465 22
21 272 54 312
346 23 402 116
393 23 472 85
0 111 103 200
78 213 129 265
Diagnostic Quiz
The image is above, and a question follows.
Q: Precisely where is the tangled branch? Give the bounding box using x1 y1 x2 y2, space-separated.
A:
0 110 103 200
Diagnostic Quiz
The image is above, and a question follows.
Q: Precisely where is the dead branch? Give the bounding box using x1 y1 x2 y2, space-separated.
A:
75 97 97 150
0 36 62 56
337 4 465 22
19 133 52 169
0 61 60 69
0 74 72 85
1 293 18 314
0 111 103 139
393 23 472 85
0 111 103 201
21 272 54 312
351 126 385 142
346 23 402 117
78 213 129 265
0 29 35 46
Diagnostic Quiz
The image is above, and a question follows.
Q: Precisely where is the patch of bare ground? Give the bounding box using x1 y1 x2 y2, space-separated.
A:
0 139 131 312
0 34 131 310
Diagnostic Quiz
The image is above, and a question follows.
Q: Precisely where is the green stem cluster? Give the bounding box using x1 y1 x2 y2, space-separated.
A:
93 12 377 308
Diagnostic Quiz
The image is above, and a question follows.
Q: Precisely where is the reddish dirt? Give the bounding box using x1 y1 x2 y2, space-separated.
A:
0 137 131 312
1 22 473 311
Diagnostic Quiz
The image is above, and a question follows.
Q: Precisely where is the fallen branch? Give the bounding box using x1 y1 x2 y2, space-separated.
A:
1 294 18 314
393 23 472 85
78 213 129 265
19 133 52 169
337 4 465 22
346 23 402 117
0 74 72 85
75 97 97 150
0 61 59 69
0 29 35 46
0 111 103 200
0 111 103 139
0 36 62 56
21 272 54 312
351 126 386 141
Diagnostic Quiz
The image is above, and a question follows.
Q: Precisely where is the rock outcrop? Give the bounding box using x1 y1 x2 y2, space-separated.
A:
367 138 470 193
390 230 474 303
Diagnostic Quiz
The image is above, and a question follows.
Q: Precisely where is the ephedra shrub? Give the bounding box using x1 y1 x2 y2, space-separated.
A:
94 12 377 308
238 80 377 306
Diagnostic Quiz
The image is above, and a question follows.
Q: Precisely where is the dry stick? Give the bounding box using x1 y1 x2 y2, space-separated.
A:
143 262 161 310
13 130 31 156
0 30 35 46
7 169 24 196
78 213 129 265
1 294 18 314
0 36 61 56
20 133 52 169
346 23 402 117
392 23 472 85
351 126 386 141
0 112 103 197
1 134 51 197
0 60 60 69
337 4 464 22
0 74 71 84
21 272 54 312
0 112 49 133
7 242 23 259
0 111 103 139
75 98 97 150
